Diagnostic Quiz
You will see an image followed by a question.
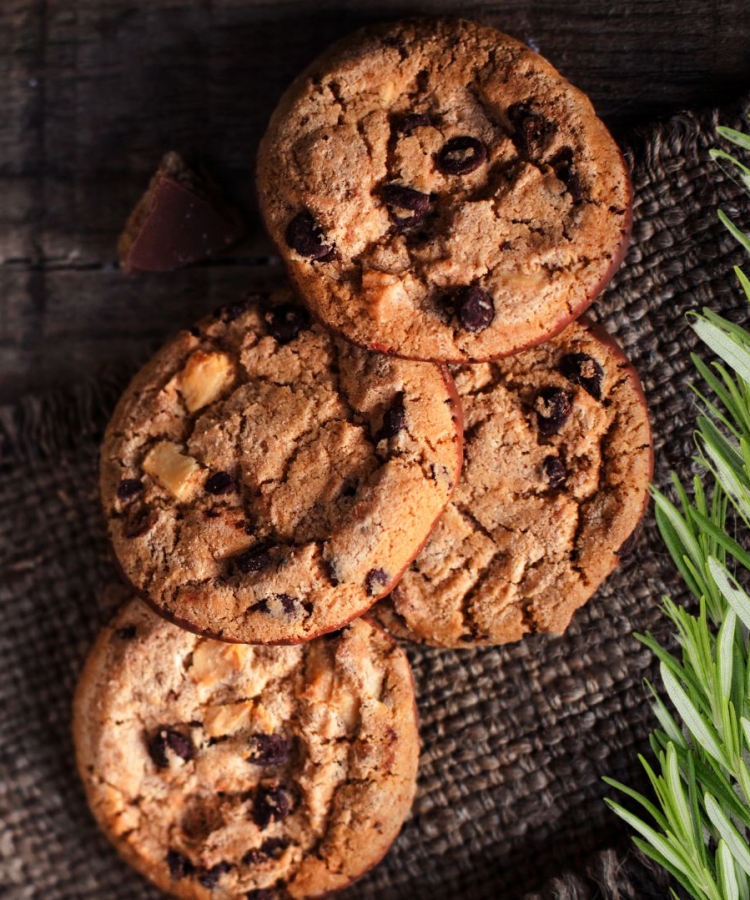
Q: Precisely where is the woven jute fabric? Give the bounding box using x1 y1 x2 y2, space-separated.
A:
2 99 750 900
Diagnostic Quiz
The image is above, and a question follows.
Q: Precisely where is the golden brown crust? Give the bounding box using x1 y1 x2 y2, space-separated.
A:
73 599 420 900
374 317 653 647
100 291 463 645
257 18 632 363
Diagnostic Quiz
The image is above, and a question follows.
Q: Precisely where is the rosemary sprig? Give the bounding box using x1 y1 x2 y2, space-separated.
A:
605 122 750 900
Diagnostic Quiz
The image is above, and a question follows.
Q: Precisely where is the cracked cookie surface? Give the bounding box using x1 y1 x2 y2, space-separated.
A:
374 319 653 647
74 598 419 899
257 18 631 363
101 291 463 644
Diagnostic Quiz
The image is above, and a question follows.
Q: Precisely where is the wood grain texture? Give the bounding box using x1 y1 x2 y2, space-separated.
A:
2 0 750 400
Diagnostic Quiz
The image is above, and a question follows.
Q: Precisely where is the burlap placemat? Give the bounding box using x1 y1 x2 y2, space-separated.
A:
2 98 750 900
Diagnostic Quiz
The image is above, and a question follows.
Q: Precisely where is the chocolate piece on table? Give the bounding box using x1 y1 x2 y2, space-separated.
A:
118 152 244 273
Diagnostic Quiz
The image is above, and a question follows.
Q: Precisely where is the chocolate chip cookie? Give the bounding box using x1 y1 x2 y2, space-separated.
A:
374 318 652 647
257 18 631 362
74 597 419 899
101 291 462 644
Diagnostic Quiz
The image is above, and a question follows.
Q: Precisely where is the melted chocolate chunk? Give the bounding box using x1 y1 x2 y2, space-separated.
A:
264 303 311 344
550 148 583 203
366 568 390 596
396 112 430 135
507 103 556 158
115 625 137 640
148 727 194 768
116 478 143 502
253 787 291 829
542 456 567 489
376 392 406 441
284 211 333 260
236 544 273 574
205 472 235 495
436 136 487 175
455 286 495 333
198 862 232 889
247 734 289 767
536 387 573 435
379 184 430 230
559 353 604 400
166 849 194 880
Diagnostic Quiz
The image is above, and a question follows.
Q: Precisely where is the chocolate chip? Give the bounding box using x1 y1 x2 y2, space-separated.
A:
616 530 639 557
459 634 475 643
252 787 291 829
436 136 487 175
205 472 235 495
535 387 573 435
396 112 430 135
198 862 232 889
366 568 390 596
148 727 194 768
115 625 137 640
216 301 248 322
376 392 406 442
252 594 309 617
550 148 583 203
379 184 430 230
264 303 311 344
542 456 566 489
247 734 289 767
166 850 194 880
507 102 556 158
277 594 297 615
245 891 276 900
261 838 290 859
204 509 221 519
455 286 495 333
559 353 604 400
116 478 143 502
284 211 333 260
236 544 273 574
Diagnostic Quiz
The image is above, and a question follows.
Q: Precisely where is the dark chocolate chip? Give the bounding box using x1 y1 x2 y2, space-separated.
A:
376 392 406 442
252 594 306 616
507 103 556 158
115 625 137 640
550 148 583 203
148 727 194 768
379 184 430 230
205 472 235 495
284 211 333 260
117 478 143 502
253 787 291 829
166 849 194 880
236 544 273 574
245 891 276 900
366 568 390 596
248 734 289 767
542 456 567 489
198 862 232 889
459 634 475 643
204 509 221 519
216 301 248 322
436 136 487 175
261 837 290 859
277 594 296 615
455 286 495 333
535 387 573 435
396 113 430 135
264 303 311 344
559 353 604 400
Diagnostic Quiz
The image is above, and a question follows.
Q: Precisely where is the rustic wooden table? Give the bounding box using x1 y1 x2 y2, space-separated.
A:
2 0 750 403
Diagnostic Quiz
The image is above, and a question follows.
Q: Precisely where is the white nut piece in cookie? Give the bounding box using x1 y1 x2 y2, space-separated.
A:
100 291 463 644
73 598 420 900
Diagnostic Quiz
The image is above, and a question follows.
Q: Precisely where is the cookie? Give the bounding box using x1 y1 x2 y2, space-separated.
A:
101 291 463 644
256 18 631 363
374 318 653 647
119 152 245 273
73 597 419 899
